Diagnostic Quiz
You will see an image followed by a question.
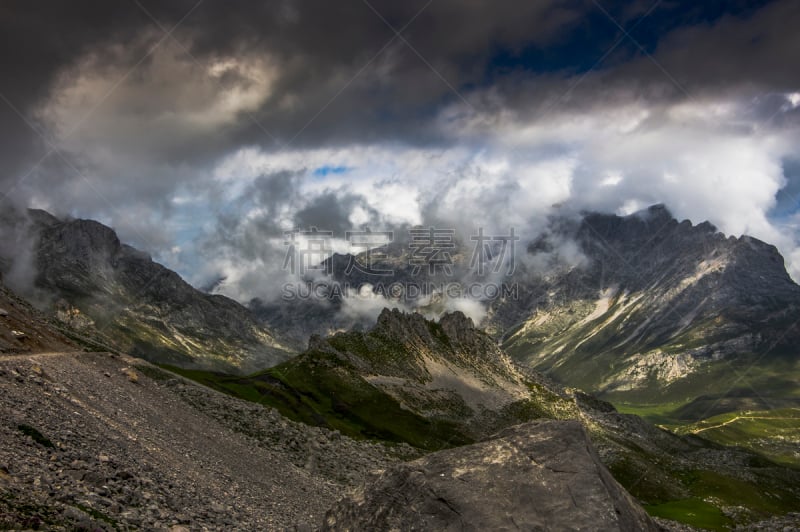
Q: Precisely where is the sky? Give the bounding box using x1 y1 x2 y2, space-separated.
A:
1 0 799 307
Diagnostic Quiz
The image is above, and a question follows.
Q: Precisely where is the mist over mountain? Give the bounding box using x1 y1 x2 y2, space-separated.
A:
2 1 800 528
0 203 799 528
0 208 293 372
3 203 798 412
243 204 800 416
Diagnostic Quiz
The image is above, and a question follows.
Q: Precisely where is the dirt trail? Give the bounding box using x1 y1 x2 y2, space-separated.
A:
691 412 799 434
0 350 88 362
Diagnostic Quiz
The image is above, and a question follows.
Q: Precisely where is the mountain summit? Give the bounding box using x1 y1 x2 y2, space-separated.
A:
499 204 800 413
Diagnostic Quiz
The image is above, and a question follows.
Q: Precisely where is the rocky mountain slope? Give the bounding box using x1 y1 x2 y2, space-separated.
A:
497 204 800 411
181 308 800 529
0 270 76 355
2 209 293 372
0 350 414 530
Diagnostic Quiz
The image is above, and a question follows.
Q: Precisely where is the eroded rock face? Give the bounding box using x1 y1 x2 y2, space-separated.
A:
322 420 659 532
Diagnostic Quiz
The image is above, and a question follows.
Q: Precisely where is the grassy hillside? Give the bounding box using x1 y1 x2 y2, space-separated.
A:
671 408 800 467
160 355 476 451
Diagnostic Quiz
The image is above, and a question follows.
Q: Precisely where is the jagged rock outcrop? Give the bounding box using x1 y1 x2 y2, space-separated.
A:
322 419 659 531
260 308 578 444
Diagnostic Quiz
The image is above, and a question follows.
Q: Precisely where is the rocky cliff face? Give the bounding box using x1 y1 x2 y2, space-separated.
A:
323 420 659 532
17 210 293 372
498 205 800 406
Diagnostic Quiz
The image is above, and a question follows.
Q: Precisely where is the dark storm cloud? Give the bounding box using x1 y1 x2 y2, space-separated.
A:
0 0 594 231
2 0 800 294
0 0 589 161
2 0 798 182
209 171 302 260
0 2 143 197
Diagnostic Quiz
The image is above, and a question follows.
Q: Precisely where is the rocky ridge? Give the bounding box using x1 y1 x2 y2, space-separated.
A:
4 209 294 372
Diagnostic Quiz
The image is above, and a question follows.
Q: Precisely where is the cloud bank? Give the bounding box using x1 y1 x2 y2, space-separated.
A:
0 0 799 317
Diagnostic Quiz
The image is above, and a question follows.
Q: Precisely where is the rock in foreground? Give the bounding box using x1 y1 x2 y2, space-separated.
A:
322 419 658 531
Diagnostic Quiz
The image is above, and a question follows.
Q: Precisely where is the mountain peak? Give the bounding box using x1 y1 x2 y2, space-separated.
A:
439 310 475 340
633 203 672 220
19 212 293 372
26 208 61 228
376 306 409 324
376 308 474 328
373 308 477 348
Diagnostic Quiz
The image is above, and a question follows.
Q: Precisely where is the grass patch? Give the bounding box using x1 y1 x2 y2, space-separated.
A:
674 408 800 467
644 499 733 531
613 400 692 426
74 503 118 527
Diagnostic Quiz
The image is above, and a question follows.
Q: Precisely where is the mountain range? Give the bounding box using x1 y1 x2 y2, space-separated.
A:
1 205 799 529
2 204 798 424
252 204 800 420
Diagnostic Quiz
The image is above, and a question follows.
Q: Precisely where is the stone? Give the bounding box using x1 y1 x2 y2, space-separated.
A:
322 420 658 532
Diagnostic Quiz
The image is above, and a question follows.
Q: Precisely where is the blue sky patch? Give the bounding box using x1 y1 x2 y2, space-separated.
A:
312 165 350 178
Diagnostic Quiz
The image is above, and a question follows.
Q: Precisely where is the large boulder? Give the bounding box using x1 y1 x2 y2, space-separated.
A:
321 420 659 531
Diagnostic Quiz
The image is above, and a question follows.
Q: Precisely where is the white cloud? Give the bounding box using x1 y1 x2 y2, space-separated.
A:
199 90 800 304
